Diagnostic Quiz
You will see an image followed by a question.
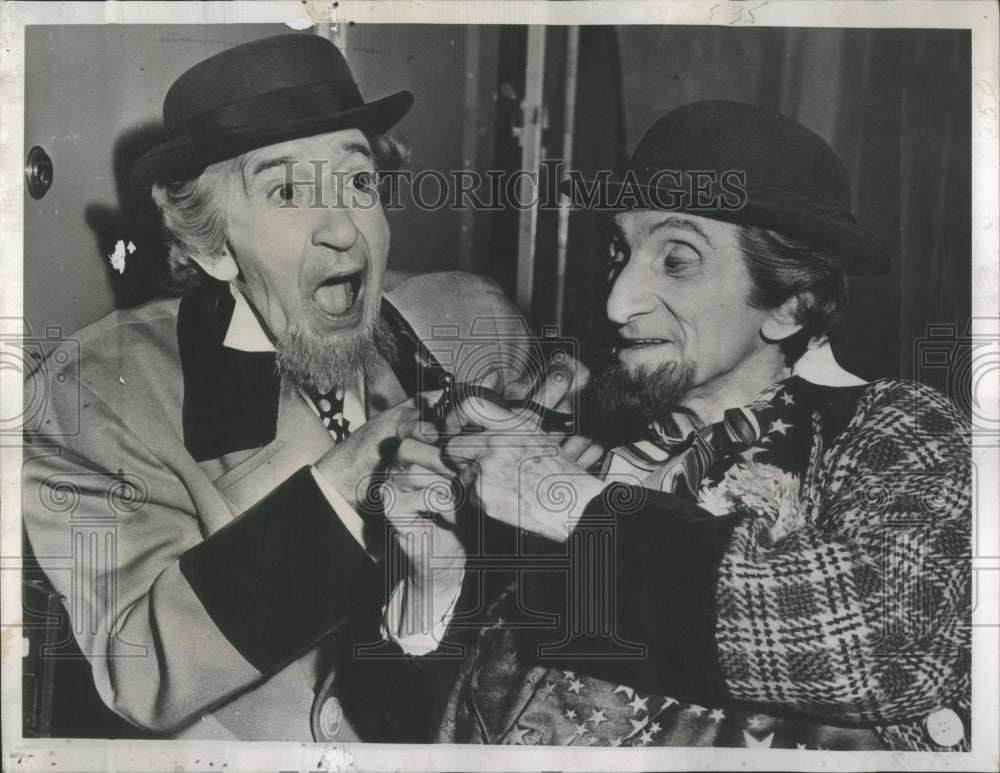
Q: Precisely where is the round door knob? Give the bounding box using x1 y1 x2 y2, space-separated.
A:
25 146 54 199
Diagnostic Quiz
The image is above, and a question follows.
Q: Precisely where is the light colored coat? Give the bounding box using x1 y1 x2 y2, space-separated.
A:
22 271 531 740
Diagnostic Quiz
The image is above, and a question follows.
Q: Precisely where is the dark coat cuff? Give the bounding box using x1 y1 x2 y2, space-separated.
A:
179 466 383 674
519 483 740 706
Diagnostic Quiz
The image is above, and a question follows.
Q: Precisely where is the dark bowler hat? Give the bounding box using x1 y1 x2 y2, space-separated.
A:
130 33 413 193
597 100 892 275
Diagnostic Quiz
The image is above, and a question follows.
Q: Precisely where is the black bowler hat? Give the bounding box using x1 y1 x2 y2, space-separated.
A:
130 34 413 193
574 100 892 275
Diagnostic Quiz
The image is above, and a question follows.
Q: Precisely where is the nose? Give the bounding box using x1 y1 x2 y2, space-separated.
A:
311 204 360 251
605 259 652 326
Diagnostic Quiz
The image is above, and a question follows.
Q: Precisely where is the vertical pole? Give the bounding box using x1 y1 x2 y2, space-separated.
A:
554 26 580 330
458 26 482 272
516 26 547 316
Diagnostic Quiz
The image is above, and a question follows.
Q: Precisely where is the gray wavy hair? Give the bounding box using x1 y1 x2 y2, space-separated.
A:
150 132 409 290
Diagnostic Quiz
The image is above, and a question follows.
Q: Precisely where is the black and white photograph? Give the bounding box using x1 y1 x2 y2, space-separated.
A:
1 2 997 771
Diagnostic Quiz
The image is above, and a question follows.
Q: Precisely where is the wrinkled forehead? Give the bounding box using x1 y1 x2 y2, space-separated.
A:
232 128 374 184
610 210 722 248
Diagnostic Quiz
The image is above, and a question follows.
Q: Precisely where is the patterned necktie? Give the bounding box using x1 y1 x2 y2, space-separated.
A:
600 380 789 498
308 386 352 442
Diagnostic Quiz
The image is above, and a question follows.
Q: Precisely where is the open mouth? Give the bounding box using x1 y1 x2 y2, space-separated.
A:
614 338 669 353
313 271 363 318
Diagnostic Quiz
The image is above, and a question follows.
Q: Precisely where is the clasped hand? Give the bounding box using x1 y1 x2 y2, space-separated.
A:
383 365 607 545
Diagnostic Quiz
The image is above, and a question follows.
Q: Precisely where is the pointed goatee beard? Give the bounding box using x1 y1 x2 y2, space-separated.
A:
275 315 398 394
587 358 697 430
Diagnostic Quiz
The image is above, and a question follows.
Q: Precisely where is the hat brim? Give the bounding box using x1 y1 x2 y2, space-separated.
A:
130 89 413 195
558 177 893 276
710 196 893 276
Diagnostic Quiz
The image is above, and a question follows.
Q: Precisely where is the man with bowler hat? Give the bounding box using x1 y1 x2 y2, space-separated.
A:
22 33 529 741
389 100 971 751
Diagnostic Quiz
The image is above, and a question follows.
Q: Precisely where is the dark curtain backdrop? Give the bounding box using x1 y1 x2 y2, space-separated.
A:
538 27 971 395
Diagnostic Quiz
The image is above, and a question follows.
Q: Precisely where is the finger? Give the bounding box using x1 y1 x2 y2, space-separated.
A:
390 395 420 414
560 434 593 463
384 403 420 429
575 443 606 471
439 434 486 468
561 356 590 390
397 437 454 475
471 369 502 392
501 369 541 403
458 462 479 488
453 393 517 431
412 389 444 422
383 490 432 525
530 362 576 411
386 481 459 523
441 403 466 437
417 388 444 407
416 476 461 520
388 466 452 492
396 417 441 445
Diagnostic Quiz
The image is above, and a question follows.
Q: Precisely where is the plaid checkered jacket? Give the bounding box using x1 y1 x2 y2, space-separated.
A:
440 377 971 751
714 378 971 749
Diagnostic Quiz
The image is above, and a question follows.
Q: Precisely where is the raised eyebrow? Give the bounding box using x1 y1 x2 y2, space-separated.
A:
243 155 297 192
339 141 374 163
648 215 714 248
243 143 375 189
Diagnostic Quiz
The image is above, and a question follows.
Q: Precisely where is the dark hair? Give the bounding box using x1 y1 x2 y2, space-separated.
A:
738 225 849 363
151 131 410 291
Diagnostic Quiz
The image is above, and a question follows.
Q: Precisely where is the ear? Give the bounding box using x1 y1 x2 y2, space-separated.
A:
760 293 807 342
191 242 239 283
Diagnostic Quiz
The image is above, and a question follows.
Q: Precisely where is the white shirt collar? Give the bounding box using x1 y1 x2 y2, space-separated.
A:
221 285 367 426
792 341 867 387
222 285 275 352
